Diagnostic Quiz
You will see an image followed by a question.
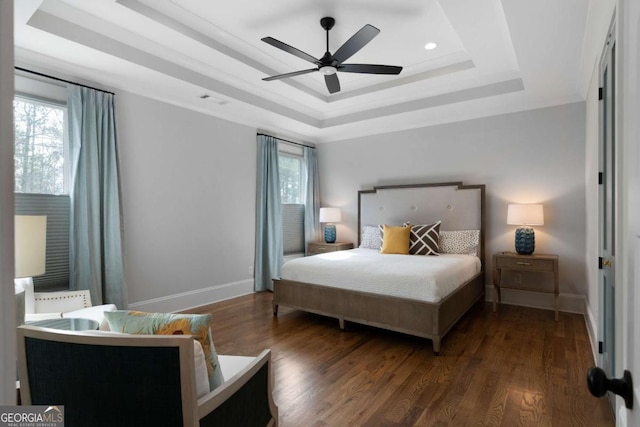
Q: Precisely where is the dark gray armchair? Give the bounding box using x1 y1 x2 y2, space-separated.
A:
17 325 278 427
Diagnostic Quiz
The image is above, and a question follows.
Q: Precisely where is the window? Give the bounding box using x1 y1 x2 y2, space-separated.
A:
14 97 68 195
279 150 305 255
14 95 70 291
279 154 302 204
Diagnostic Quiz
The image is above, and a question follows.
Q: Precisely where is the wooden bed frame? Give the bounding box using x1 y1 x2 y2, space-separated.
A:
273 182 485 355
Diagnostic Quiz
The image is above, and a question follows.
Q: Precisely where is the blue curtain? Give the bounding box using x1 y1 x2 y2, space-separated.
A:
67 85 126 308
303 146 320 254
254 135 283 291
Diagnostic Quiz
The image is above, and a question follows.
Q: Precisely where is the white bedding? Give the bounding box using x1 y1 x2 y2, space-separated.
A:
279 248 482 303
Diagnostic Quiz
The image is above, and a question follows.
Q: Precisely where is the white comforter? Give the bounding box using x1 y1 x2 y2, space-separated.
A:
279 248 481 303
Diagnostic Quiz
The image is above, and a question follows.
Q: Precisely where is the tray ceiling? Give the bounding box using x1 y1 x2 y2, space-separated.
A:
14 0 591 143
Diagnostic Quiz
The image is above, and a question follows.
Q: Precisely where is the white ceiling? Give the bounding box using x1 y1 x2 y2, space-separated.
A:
14 0 592 143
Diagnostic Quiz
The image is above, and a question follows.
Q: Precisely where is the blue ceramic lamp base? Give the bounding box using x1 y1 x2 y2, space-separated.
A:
324 224 336 243
515 226 535 255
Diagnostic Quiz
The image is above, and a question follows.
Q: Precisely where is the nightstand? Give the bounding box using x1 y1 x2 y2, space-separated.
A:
308 242 354 255
493 251 560 321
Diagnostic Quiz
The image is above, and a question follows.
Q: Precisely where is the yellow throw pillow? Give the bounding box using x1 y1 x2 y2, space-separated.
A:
380 224 411 254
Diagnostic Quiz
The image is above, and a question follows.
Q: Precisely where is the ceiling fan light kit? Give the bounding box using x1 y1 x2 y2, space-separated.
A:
262 16 403 94
319 66 337 76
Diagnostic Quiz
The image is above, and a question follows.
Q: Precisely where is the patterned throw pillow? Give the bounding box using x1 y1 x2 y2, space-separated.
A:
105 310 224 391
360 225 382 249
439 230 480 255
406 221 441 255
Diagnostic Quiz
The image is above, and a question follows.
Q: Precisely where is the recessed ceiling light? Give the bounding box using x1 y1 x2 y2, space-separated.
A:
424 42 438 50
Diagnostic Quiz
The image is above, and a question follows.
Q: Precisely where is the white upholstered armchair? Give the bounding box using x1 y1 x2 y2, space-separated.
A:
14 278 116 330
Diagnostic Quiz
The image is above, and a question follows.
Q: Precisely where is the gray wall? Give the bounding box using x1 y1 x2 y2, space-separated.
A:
116 92 256 310
317 102 587 298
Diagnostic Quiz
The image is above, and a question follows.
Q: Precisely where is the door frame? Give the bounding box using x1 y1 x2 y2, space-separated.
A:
615 0 639 423
597 18 616 413
0 0 16 406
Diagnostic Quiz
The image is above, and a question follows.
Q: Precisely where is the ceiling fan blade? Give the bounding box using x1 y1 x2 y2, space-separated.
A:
339 64 403 75
332 24 380 64
261 37 320 65
263 68 318 81
324 73 341 94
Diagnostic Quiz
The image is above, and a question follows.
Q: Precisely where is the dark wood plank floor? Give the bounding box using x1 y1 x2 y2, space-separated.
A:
186 293 614 426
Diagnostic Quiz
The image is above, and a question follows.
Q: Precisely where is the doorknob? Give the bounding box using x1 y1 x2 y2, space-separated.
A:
587 367 634 409
602 259 612 268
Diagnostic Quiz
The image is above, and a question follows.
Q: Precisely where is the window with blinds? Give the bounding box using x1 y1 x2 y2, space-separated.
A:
15 194 70 290
279 147 305 256
14 94 70 291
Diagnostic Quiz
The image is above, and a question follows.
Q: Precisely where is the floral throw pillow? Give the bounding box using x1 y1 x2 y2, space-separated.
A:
105 310 224 391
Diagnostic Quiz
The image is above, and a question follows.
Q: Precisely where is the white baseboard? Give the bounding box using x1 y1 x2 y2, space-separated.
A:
484 286 586 315
127 279 254 313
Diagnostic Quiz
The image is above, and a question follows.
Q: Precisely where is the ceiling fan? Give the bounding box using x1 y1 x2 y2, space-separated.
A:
261 17 403 94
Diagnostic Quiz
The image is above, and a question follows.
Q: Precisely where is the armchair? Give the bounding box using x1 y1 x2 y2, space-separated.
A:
14 278 116 329
17 325 278 427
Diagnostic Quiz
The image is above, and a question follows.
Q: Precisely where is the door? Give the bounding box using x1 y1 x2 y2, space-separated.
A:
591 1 639 422
598 24 616 414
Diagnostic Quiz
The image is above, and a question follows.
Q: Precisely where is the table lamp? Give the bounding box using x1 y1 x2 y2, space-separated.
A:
319 207 341 243
507 204 543 255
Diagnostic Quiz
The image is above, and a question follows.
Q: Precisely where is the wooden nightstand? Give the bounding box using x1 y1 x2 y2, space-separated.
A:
308 242 354 255
493 251 560 321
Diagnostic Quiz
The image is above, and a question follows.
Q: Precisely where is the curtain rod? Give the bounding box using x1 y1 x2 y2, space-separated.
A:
258 133 315 150
15 66 115 95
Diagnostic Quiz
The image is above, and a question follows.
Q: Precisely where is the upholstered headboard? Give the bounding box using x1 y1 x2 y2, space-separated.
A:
357 182 485 264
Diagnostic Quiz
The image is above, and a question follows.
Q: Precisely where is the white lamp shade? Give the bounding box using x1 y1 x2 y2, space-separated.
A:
319 207 342 223
507 204 544 226
15 215 47 278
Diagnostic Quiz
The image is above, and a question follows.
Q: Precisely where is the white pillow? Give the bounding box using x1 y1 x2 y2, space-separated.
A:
439 230 480 255
192 340 210 398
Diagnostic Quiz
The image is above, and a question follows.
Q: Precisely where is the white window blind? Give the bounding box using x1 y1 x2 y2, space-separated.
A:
15 193 70 290
282 204 305 255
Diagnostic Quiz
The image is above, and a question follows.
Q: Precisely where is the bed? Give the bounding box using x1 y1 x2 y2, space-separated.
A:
272 182 485 354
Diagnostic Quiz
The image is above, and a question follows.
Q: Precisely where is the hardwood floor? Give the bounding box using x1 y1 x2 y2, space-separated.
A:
187 293 614 426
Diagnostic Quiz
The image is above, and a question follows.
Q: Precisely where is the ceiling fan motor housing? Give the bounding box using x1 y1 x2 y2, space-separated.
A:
320 17 335 31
